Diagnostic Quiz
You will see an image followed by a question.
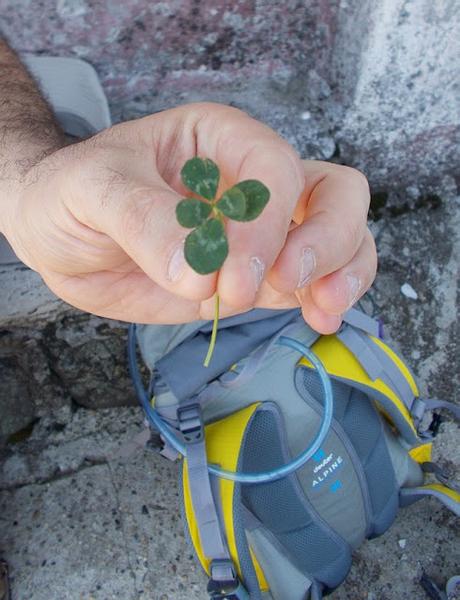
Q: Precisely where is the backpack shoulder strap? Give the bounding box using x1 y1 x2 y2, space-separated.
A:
298 319 419 444
400 483 460 516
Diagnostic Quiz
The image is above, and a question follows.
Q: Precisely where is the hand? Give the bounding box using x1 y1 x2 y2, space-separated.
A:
3 102 376 332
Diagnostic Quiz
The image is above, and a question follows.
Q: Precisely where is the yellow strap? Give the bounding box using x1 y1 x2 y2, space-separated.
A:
298 334 418 436
409 442 433 464
424 483 460 504
182 403 269 592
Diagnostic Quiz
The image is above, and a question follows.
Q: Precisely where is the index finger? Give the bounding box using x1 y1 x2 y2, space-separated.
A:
192 104 306 309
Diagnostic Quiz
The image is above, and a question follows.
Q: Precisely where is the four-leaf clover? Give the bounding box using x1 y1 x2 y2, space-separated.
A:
176 157 270 275
175 156 270 366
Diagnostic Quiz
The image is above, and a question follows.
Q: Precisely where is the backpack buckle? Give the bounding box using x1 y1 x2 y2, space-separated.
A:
207 559 249 599
177 403 204 444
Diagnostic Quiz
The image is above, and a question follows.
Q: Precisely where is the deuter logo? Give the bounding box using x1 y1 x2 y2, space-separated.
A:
313 453 334 474
311 448 344 492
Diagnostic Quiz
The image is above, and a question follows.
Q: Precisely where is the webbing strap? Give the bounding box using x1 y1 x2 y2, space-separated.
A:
446 576 460 596
178 404 249 599
342 307 380 337
411 397 460 431
179 404 229 561
421 399 460 420
337 326 415 413
400 485 460 516
421 463 460 493
221 321 307 390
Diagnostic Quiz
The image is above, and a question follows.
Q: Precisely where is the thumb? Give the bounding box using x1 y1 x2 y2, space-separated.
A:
61 143 216 302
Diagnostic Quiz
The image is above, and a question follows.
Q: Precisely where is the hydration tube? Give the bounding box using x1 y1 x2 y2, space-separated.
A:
128 323 333 484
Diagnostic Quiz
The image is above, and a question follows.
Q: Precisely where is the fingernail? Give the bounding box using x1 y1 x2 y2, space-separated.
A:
167 242 185 282
298 247 316 288
250 256 265 291
346 274 362 307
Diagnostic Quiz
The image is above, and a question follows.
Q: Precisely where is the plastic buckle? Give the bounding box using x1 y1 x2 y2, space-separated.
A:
207 559 241 599
177 403 204 444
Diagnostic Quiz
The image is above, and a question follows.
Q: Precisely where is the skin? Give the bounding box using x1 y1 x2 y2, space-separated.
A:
0 38 377 333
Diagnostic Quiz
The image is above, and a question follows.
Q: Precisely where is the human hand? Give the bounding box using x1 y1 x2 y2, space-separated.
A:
2 102 376 333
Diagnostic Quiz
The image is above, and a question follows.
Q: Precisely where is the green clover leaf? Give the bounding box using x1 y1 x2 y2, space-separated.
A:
181 157 220 201
176 198 212 228
184 218 229 275
234 179 270 221
216 186 247 220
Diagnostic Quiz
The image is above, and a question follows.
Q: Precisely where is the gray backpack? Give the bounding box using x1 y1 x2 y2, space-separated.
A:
128 307 459 599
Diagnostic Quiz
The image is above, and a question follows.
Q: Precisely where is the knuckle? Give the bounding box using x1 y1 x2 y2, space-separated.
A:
338 165 369 187
336 165 371 209
187 101 249 121
119 187 157 242
332 211 365 255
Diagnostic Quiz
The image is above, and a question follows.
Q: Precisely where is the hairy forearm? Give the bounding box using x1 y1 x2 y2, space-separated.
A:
0 36 65 233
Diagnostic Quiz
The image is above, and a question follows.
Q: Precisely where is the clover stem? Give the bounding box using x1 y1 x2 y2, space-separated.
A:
203 293 220 368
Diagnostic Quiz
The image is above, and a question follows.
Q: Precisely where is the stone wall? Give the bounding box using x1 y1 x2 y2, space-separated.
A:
1 0 458 197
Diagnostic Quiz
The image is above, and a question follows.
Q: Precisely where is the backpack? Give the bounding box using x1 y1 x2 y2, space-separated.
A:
128 306 460 599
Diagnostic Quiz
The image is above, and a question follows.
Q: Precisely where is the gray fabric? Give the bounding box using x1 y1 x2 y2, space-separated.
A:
55 110 97 138
298 367 401 538
337 326 416 416
155 309 303 402
422 398 460 420
399 487 460 516
221 322 307 390
180 404 229 562
381 422 424 488
199 319 318 429
364 434 399 535
228 411 267 600
328 375 418 445
310 583 323 600
23 55 111 133
295 370 370 547
241 405 352 589
342 308 380 337
231 428 266 600
137 321 206 372
246 525 313 600
0 235 19 265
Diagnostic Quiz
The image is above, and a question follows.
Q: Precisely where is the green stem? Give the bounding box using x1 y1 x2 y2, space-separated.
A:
203 293 220 368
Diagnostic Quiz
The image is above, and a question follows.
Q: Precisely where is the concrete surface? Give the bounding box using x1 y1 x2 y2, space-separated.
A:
0 410 459 600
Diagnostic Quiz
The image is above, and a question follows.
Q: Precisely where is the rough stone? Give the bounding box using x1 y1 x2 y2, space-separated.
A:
0 269 139 441
0 0 458 193
0 2 459 598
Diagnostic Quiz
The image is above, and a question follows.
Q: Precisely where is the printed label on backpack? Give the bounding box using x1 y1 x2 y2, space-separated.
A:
311 448 344 492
